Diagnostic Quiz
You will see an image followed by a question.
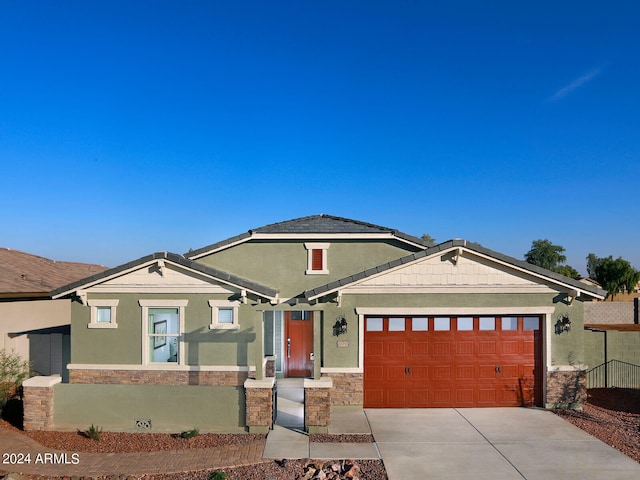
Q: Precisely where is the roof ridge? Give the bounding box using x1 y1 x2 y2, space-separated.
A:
185 215 430 259
251 214 394 233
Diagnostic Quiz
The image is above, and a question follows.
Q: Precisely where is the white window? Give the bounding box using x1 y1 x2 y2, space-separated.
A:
87 299 119 329
412 317 429 331
209 300 240 330
139 300 187 365
304 242 330 275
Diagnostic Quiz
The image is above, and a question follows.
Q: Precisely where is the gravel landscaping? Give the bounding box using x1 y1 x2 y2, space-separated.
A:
4 388 640 479
553 388 640 464
0 419 386 479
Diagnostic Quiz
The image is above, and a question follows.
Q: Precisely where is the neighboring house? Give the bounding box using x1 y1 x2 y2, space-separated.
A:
0 248 107 381
26 215 606 433
579 277 602 290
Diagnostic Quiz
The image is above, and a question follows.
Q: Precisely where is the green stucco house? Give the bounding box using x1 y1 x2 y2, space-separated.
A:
24 215 606 433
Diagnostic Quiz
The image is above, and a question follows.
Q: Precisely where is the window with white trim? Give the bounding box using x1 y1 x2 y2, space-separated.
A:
87 299 119 328
209 300 240 330
139 300 187 364
304 242 330 275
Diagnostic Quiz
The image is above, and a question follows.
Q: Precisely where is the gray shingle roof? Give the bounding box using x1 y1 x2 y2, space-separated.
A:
254 214 397 234
51 252 278 300
304 239 608 300
185 214 427 258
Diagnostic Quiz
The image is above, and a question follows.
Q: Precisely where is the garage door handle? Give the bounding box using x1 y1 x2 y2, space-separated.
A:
495 365 502 374
405 366 412 376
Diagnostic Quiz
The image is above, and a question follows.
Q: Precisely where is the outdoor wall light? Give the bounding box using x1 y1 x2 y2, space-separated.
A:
555 314 571 334
333 315 348 336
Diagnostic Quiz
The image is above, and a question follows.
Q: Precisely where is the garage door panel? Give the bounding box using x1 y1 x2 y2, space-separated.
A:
456 365 475 379
386 342 406 356
432 342 452 355
478 388 497 404
432 365 452 379
478 341 497 355
364 389 384 406
409 389 430 404
412 365 428 379
457 341 474 355
501 340 520 355
386 389 406 405
432 389 452 404
387 365 406 380
501 365 520 378
478 365 497 378
364 315 542 408
411 342 429 355
365 365 384 381
456 389 475 404
366 342 384 356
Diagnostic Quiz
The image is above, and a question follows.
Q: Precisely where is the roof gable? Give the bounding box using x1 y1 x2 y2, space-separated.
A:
305 240 607 300
185 214 427 259
51 252 278 301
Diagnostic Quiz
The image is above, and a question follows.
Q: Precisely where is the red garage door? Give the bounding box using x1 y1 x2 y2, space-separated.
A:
364 316 543 408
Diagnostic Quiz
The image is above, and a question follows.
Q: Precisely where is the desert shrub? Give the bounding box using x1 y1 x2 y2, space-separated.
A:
84 424 103 441
181 427 200 439
208 471 228 480
0 349 32 409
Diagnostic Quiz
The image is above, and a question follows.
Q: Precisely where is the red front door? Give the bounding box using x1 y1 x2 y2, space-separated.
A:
285 311 314 377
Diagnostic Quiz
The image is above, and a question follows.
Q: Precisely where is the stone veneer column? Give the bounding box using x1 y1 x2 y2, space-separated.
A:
264 356 276 378
22 375 62 431
304 377 332 433
244 377 275 433
546 367 587 408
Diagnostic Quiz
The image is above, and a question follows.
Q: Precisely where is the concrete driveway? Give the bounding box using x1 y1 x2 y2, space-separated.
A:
365 408 640 480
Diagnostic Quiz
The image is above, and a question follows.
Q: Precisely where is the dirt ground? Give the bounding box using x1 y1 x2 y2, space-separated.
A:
553 388 640 463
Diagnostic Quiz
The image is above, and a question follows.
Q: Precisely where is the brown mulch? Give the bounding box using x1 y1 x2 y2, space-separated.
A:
8 459 387 480
553 388 640 463
24 429 265 453
0 419 386 479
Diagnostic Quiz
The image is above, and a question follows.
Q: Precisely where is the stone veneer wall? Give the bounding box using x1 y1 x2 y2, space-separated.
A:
322 372 363 405
546 370 586 408
244 378 275 433
22 376 62 431
304 378 332 433
70 369 248 386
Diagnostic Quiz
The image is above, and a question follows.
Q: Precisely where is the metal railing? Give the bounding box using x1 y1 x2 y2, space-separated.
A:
587 360 640 389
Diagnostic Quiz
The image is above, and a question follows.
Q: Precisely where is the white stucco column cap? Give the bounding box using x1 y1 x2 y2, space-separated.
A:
304 377 333 388
23 375 62 388
244 377 276 389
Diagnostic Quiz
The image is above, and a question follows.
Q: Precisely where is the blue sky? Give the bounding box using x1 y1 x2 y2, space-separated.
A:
1 1 639 275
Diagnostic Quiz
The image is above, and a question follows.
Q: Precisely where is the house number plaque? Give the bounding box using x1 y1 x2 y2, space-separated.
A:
337 340 350 348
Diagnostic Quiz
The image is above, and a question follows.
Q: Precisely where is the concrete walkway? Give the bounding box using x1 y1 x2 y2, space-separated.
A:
263 407 380 460
366 407 640 480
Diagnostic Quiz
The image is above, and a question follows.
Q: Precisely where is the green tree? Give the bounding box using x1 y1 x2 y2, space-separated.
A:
525 239 567 271
421 234 436 247
524 239 580 279
555 265 581 280
586 253 602 279
589 254 640 300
